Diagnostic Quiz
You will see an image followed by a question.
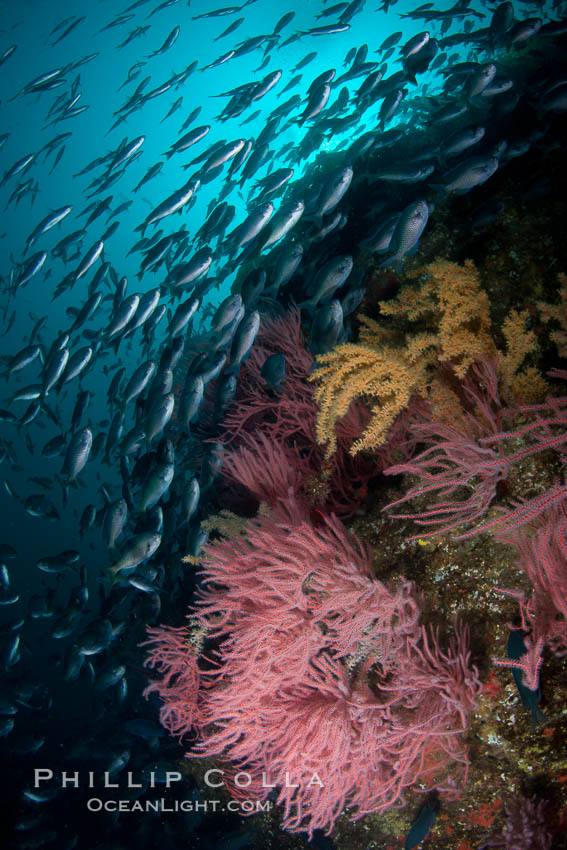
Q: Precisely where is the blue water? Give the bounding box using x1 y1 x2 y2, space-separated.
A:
0 0 484 628
0 0 565 846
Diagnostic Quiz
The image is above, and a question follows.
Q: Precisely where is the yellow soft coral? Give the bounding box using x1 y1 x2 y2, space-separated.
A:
499 309 549 402
313 343 431 455
381 259 495 376
310 259 545 457
538 272 567 358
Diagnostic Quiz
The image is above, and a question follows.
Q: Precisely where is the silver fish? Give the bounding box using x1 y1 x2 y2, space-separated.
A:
25 206 72 252
123 361 155 405
106 294 140 339
109 532 161 577
146 393 174 444
315 165 353 218
139 462 174 512
73 241 104 282
103 499 128 550
379 200 429 274
61 346 93 384
141 178 199 232
303 255 353 311
62 428 92 483
42 348 69 395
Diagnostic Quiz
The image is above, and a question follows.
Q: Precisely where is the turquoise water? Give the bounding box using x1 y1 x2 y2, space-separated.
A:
1 0 565 846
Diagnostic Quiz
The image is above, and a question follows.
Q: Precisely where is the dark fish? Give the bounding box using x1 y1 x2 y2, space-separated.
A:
41 435 66 458
163 125 210 158
78 620 114 656
25 495 60 521
51 607 82 639
0 44 17 68
379 31 402 51
241 268 266 306
506 630 546 731
271 241 303 291
121 424 146 457
149 25 180 57
133 162 163 193
441 125 485 159
310 300 344 355
80 504 97 536
214 374 237 416
71 390 92 432
69 292 102 333
260 354 286 390
95 663 126 692
405 794 440 850
52 229 85 260
214 17 244 41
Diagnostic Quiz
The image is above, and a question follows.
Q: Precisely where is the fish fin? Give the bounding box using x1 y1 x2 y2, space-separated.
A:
98 573 121 594
297 298 316 314
429 183 448 197
379 254 403 275
222 363 241 378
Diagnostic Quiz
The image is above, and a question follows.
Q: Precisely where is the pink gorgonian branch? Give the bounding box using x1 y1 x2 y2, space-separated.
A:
384 361 567 540
142 625 202 740
384 423 509 539
143 506 481 836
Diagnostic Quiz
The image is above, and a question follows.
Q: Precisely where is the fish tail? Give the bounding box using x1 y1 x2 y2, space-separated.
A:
530 704 547 731
379 254 403 275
